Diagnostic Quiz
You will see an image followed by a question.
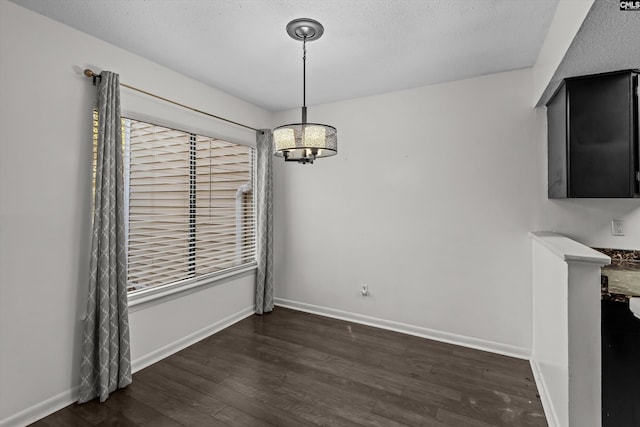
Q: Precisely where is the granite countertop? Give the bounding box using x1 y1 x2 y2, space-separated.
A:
595 248 640 302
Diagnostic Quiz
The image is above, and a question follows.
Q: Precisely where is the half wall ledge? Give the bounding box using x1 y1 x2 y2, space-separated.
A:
530 231 610 427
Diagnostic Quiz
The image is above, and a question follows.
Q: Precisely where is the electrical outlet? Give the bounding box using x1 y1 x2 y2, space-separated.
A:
360 284 369 296
612 219 625 236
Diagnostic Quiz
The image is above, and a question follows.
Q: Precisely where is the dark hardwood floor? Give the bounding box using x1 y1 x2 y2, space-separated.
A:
32 308 547 426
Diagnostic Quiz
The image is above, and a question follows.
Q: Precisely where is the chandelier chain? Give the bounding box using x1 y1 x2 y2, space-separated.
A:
303 35 307 108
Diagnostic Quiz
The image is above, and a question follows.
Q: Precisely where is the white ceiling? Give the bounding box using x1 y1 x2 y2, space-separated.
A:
11 0 559 112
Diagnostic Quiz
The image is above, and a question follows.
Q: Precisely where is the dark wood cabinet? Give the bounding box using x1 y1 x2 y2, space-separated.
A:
547 70 640 198
602 299 640 426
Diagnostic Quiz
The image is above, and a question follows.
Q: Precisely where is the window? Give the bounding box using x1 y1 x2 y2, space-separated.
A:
93 114 256 294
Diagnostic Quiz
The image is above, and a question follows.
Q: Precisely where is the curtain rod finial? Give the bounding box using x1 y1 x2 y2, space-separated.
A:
84 69 101 86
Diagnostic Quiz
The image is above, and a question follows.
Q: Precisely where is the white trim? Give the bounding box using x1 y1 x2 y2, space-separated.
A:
0 305 254 427
235 183 253 265
529 231 610 265
120 110 257 149
0 387 79 427
274 298 530 360
131 305 254 372
128 264 257 308
530 359 560 427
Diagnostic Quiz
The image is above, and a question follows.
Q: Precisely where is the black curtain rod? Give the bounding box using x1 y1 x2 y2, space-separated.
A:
84 69 263 133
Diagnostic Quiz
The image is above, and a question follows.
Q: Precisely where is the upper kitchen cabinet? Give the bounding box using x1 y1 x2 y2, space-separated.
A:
547 70 639 198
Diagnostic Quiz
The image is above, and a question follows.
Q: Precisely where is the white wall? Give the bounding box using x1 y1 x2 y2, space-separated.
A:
272 33 640 364
273 68 540 356
0 1 271 425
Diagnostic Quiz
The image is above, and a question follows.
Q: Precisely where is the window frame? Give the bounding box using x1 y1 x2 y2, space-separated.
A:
127 262 257 307
94 111 258 308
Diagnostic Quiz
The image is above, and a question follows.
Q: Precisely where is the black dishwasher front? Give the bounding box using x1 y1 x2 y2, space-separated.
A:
602 299 640 426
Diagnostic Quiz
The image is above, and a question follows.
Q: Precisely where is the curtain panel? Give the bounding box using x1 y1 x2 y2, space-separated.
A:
255 130 274 314
78 71 132 403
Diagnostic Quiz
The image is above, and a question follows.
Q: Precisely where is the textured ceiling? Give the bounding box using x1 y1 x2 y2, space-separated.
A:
539 0 640 105
12 0 558 111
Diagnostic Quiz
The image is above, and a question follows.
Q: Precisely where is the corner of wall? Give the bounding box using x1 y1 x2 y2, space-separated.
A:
532 0 595 105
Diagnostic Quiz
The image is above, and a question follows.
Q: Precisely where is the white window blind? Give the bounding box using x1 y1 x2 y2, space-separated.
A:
93 115 256 294
126 121 192 289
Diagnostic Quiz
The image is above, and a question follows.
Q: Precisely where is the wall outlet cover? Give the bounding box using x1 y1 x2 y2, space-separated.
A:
612 219 624 236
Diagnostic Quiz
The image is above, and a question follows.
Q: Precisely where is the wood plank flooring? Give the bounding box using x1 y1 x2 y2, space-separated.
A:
31 308 547 426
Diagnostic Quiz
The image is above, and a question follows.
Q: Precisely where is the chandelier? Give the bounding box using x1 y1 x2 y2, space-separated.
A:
273 18 337 164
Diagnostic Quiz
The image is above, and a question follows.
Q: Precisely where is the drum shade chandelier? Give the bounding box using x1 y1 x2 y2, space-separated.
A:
273 18 337 164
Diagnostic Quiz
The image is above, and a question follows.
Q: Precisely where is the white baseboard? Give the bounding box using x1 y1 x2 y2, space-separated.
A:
0 305 254 427
274 298 530 360
131 305 254 372
0 387 79 427
530 359 560 427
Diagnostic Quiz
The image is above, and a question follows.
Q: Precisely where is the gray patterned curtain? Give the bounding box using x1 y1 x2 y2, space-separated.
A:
79 71 132 403
255 130 274 314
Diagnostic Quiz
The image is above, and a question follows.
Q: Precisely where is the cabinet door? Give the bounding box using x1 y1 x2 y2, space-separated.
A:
602 300 640 426
568 73 634 198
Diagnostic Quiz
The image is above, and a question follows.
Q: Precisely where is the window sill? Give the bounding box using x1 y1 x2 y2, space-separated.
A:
127 263 257 309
